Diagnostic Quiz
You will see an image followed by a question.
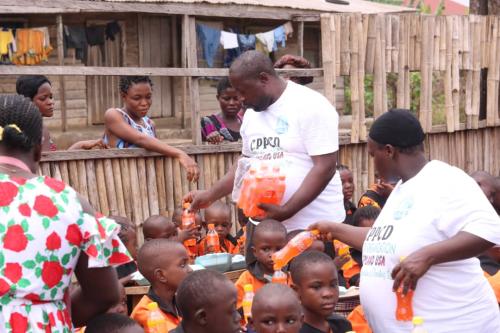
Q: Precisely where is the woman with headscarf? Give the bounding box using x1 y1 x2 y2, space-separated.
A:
310 109 500 332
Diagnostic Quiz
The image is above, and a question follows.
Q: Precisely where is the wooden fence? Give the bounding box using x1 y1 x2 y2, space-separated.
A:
320 14 500 141
39 125 500 242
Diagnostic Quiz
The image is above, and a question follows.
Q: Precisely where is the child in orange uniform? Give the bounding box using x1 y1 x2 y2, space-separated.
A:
131 239 192 332
199 202 240 255
172 207 203 260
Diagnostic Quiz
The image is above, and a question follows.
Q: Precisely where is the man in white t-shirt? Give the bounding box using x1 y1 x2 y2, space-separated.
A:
311 109 500 333
185 50 345 231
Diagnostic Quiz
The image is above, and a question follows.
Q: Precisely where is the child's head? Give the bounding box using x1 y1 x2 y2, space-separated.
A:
204 201 232 240
16 75 54 118
137 239 191 291
286 230 325 253
252 219 287 274
352 205 380 228
143 215 178 241
216 77 242 118
111 215 138 260
250 284 303 333
119 76 153 119
177 270 241 333
337 164 354 202
86 313 144 333
290 251 339 319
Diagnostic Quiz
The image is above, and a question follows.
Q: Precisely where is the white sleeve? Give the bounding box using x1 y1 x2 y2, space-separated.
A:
240 112 252 157
299 95 339 156
435 172 500 244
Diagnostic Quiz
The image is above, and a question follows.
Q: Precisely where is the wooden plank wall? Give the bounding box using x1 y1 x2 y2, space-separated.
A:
39 126 500 243
320 14 500 143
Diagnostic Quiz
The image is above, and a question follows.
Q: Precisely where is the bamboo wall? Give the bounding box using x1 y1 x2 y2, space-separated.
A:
39 126 500 243
320 14 500 141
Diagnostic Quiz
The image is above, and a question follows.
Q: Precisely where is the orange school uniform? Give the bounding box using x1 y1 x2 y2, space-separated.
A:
130 289 181 333
484 271 500 303
198 237 240 256
347 305 373 333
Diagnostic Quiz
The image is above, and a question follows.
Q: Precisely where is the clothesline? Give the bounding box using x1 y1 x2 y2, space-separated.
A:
196 22 294 68
0 27 52 65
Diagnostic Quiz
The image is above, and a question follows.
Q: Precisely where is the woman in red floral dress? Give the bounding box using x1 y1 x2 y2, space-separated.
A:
0 94 132 332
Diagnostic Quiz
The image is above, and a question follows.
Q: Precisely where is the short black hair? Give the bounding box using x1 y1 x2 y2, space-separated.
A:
0 94 43 151
216 77 233 96
86 313 141 333
177 269 230 320
230 50 277 80
137 239 184 283
290 250 336 284
336 164 350 171
252 283 301 315
16 75 51 100
119 76 153 94
352 206 381 227
254 219 287 242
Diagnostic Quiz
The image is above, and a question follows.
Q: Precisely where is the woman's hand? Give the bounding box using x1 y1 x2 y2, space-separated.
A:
391 249 433 295
178 153 200 182
206 131 224 144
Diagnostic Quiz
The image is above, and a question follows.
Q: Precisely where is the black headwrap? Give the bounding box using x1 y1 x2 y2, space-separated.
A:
369 109 425 148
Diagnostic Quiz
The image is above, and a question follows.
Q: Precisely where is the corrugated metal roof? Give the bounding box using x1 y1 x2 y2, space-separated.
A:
95 0 415 14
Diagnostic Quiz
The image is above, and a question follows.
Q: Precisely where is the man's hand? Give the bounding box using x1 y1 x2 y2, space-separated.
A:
183 190 214 211
391 249 432 295
258 203 293 221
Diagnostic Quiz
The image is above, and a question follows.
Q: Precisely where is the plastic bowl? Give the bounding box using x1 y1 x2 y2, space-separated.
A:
194 253 232 272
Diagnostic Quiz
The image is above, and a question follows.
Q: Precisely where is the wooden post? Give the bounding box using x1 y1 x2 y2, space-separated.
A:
298 21 304 57
181 14 189 129
56 15 67 132
320 14 336 106
187 16 201 145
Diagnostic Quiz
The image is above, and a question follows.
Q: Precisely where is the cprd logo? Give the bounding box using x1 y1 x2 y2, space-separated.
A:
250 136 281 152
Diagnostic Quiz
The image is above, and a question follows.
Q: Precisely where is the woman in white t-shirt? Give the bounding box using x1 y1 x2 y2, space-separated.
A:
311 109 500 333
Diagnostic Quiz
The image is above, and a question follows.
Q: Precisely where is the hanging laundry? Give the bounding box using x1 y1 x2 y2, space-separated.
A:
256 30 275 54
0 29 15 64
273 25 286 51
237 34 256 52
283 22 294 38
196 24 221 68
105 21 121 41
220 31 239 49
64 25 88 62
86 25 106 46
13 28 52 65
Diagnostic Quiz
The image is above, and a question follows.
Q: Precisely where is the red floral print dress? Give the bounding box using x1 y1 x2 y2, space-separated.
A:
0 173 132 333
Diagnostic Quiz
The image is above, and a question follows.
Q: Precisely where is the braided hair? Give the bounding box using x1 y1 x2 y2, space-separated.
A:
118 76 153 94
16 75 51 100
0 94 42 151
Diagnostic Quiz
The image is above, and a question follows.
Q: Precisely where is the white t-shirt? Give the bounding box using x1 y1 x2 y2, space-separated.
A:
239 80 345 231
360 160 500 333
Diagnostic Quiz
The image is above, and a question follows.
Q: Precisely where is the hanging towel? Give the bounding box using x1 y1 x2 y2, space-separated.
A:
284 22 294 38
196 24 221 68
273 25 286 51
86 25 106 46
220 31 239 49
256 30 275 53
237 34 256 52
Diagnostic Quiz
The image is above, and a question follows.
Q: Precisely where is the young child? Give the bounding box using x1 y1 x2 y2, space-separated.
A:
337 165 356 225
290 251 352 333
235 219 288 309
85 313 144 333
250 284 304 333
345 206 381 287
103 75 199 182
172 207 203 260
110 215 139 280
172 270 241 333
131 239 192 332
143 215 178 241
199 201 240 255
